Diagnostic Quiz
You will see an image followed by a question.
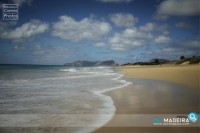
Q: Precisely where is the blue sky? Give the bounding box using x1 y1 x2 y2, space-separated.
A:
0 0 199 65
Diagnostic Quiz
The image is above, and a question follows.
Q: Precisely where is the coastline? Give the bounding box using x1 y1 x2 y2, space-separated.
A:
93 64 200 133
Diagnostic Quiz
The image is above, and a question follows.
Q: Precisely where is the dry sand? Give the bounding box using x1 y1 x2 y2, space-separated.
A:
93 65 200 133
120 64 200 90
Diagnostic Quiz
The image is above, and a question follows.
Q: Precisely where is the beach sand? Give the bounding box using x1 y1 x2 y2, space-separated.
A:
120 64 200 90
93 65 200 133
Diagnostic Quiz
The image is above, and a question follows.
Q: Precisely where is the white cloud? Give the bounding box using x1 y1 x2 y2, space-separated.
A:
139 23 170 34
157 0 200 19
109 28 153 51
97 0 133 3
175 22 192 29
109 13 138 28
108 21 172 51
139 22 156 32
52 15 112 42
154 35 172 44
1 19 49 42
12 0 33 6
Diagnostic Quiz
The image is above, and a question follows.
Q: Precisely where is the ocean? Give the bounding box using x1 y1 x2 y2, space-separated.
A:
0 65 131 133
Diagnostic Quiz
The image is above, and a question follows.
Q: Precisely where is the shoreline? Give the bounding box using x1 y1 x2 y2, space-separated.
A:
91 73 132 132
93 64 200 133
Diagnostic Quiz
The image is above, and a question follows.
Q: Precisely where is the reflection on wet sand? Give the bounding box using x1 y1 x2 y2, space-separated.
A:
106 78 199 114
94 78 199 133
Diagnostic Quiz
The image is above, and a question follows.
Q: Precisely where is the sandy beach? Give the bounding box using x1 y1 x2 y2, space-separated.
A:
120 64 200 90
93 65 200 133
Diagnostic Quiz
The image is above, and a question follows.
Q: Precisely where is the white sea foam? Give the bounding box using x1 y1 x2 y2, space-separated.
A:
94 74 132 94
0 66 131 133
59 68 78 72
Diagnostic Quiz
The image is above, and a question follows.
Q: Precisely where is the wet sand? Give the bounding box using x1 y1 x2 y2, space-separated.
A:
93 65 200 133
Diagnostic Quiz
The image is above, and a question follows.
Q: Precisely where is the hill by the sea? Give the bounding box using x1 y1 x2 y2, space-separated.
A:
64 60 118 67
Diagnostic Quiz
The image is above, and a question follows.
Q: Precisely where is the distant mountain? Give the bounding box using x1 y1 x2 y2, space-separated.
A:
64 60 118 67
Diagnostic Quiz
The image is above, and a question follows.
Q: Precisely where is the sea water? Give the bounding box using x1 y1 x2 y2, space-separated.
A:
0 65 131 133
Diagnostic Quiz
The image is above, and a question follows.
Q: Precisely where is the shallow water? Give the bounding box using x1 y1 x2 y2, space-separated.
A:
0 65 131 133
